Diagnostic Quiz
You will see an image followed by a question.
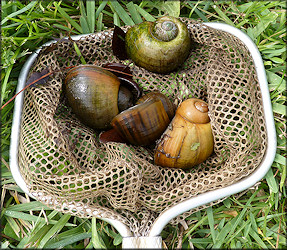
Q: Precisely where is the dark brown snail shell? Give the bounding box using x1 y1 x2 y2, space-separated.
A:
111 99 170 146
154 98 214 169
125 16 191 74
136 91 175 120
64 65 141 130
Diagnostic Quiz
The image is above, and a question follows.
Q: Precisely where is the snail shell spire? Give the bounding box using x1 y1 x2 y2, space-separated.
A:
151 20 178 42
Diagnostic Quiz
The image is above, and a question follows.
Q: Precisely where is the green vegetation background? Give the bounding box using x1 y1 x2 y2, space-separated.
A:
1 1 286 249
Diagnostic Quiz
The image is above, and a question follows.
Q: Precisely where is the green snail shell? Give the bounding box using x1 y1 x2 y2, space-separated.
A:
64 65 121 130
125 16 191 74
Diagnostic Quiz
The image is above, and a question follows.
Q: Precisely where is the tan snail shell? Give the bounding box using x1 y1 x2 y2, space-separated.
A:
125 16 191 74
154 98 214 169
111 99 170 146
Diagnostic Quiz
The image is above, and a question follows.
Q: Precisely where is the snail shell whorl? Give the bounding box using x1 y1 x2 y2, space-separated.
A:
177 98 210 124
151 19 178 41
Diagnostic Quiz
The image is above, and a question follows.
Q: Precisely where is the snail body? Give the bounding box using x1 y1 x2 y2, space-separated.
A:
154 98 214 169
64 65 140 130
125 16 191 74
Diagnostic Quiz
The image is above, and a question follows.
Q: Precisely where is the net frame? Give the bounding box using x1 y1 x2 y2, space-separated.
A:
14 18 266 235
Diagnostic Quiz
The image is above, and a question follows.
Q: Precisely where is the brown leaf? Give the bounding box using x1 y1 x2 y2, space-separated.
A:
222 210 238 217
112 25 127 60
103 62 132 79
26 68 50 87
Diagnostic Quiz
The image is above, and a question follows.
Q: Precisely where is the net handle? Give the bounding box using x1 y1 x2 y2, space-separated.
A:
122 236 162 248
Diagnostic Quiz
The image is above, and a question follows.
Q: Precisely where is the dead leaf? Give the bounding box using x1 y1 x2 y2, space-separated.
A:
223 210 238 217
112 25 127 60
26 68 51 87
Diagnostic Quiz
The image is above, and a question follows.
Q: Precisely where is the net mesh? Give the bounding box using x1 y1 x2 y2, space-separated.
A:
18 19 267 236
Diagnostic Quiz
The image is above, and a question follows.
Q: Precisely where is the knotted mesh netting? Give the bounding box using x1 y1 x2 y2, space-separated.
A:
18 18 267 236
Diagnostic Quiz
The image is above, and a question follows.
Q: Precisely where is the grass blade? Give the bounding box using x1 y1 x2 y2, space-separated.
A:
252 12 279 39
1 47 20 105
45 232 92 249
249 227 268 248
272 103 286 116
95 0 108 19
38 214 71 248
265 168 279 193
161 0 181 17
80 16 91 34
86 0 95 33
226 188 260 239
126 2 143 24
54 2 83 34
213 221 233 248
3 210 75 227
73 42 87 64
92 218 106 248
97 12 104 32
225 219 250 245
249 211 258 232
23 224 53 248
6 216 20 238
6 201 51 212
187 2 207 21
274 153 286 165
190 238 213 244
113 12 121 26
1 1 37 25
79 1 90 34
279 163 286 192
183 215 208 240
244 223 252 238
267 70 285 92
212 4 235 26
134 4 156 22
109 1 135 26
206 207 216 243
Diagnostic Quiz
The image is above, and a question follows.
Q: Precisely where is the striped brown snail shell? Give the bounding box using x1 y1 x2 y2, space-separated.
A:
99 91 174 145
136 91 175 120
110 99 170 146
154 98 214 169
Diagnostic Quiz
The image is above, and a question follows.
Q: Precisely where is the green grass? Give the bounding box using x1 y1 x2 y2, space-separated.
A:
1 1 286 248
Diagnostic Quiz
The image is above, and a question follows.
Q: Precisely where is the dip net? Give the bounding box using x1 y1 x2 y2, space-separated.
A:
18 18 267 236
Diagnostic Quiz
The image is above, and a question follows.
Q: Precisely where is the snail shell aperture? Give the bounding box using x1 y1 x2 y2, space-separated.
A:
125 16 191 74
